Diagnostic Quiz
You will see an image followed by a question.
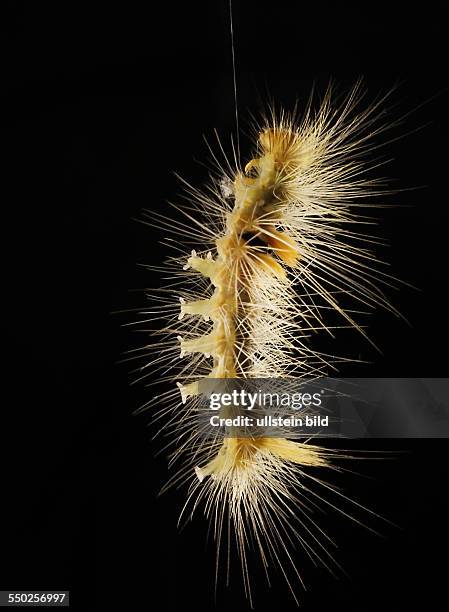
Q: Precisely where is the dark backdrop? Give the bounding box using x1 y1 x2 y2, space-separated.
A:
1 1 448 610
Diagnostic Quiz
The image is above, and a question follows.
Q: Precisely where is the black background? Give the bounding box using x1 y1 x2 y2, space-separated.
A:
1 1 448 610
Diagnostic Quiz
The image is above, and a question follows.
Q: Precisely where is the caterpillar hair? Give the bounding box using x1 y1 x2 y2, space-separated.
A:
131 80 404 605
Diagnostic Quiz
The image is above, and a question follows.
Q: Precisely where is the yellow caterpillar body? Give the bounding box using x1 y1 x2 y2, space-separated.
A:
140 82 401 604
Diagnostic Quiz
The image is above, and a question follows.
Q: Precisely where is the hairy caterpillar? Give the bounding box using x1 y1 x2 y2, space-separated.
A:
134 81 403 605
